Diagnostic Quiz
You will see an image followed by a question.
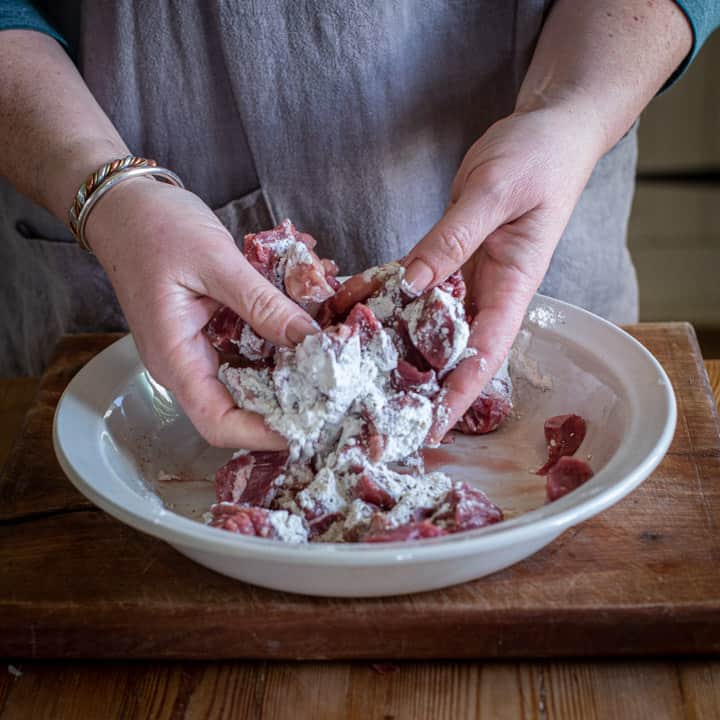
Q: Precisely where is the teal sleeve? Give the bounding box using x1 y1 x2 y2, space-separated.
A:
667 0 720 86
0 0 67 48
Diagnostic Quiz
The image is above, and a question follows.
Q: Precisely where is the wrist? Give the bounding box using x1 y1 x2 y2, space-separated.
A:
83 175 155 261
513 88 610 162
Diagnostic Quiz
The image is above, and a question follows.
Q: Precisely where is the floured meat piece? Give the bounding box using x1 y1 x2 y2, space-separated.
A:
353 471 397 510
246 219 336 308
283 241 337 308
242 219 331 299
400 273 469 375
344 302 384 346
293 468 348 538
214 450 288 506
358 392 434 465
223 305 401 463
364 263 418 324
436 272 467 301
455 359 513 435
214 452 253 504
204 306 273 362
318 262 415 327
537 414 587 475
364 520 447 543
203 229 510 544
315 274 372 327
204 306 242 355
368 468 453 528
546 457 594 501
356 478 503 543
321 259 341 290
431 482 504 532
391 359 439 395
208 503 307 543
204 220 338 360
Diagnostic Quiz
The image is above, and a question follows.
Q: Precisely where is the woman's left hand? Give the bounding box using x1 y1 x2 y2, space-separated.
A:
401 103 606 441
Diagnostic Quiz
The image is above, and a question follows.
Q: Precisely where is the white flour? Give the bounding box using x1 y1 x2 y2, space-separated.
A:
509 329 553 391
527 304 566 329
267 508 309 543
383 471 453 526
365 262 409 322
236 323 268 362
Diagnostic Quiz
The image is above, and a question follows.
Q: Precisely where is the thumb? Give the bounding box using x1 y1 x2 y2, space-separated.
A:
402 175 511 294
201 250 319 347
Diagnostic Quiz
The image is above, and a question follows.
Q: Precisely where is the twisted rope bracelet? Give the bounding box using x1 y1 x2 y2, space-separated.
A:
69 155 184 252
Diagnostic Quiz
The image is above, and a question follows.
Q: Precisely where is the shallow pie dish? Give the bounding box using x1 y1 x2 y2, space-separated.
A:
53 294 676 597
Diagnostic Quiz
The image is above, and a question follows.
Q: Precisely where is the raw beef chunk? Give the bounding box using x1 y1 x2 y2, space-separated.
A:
353 471 397 510
391 359 439 395
546 456 594 501
283 244 337 307
208 503 307 542
436 272 467 301
204 220 339 359
431 483 504 532
455 359 513 435
214 451 288 506
363 520 447 543
401 282 469 373
344 302 384 347
455 392 512 435
204 306 242 354
537 414 587 475
208 504 278 538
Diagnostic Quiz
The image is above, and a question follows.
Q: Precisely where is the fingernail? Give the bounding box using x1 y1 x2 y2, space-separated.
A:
403 259 434 295
427 395 453 445
287 317 321 345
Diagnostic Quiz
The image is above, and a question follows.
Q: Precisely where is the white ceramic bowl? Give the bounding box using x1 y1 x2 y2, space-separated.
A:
53 294 676 597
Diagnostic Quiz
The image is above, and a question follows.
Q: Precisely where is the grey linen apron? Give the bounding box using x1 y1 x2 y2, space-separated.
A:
0 0 638 375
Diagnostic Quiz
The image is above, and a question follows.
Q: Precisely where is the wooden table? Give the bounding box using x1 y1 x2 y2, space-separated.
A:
0 357 718 719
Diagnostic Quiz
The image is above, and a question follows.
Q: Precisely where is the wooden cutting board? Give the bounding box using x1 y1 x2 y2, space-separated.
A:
1 324 719 660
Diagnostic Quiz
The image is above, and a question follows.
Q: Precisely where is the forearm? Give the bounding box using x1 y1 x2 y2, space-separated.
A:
517 0 692 154
0 29 128 225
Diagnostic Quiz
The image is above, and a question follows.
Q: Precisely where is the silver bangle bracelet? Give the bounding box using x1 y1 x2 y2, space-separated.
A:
75 165 185 253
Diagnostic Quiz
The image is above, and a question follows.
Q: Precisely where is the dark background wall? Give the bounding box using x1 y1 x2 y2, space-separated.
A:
630 31 720 355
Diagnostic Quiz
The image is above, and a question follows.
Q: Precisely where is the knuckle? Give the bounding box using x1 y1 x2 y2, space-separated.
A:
246 285 286 328
436 222 474 266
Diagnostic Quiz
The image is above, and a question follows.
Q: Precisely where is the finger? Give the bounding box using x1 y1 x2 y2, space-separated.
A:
199 248 319 347
428 247 540 443
402 180 513 295
153 335 288 450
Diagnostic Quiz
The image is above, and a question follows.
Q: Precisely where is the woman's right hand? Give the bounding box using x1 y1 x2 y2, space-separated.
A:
86 178 318 449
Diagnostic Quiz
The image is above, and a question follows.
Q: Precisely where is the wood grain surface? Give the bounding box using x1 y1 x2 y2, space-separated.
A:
3 658 716 720
708 361 720 404
0 340 718 719
1 326 720 660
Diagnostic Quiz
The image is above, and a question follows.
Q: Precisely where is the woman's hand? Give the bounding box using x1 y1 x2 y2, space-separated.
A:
402 104 606 441
87 179 318 448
